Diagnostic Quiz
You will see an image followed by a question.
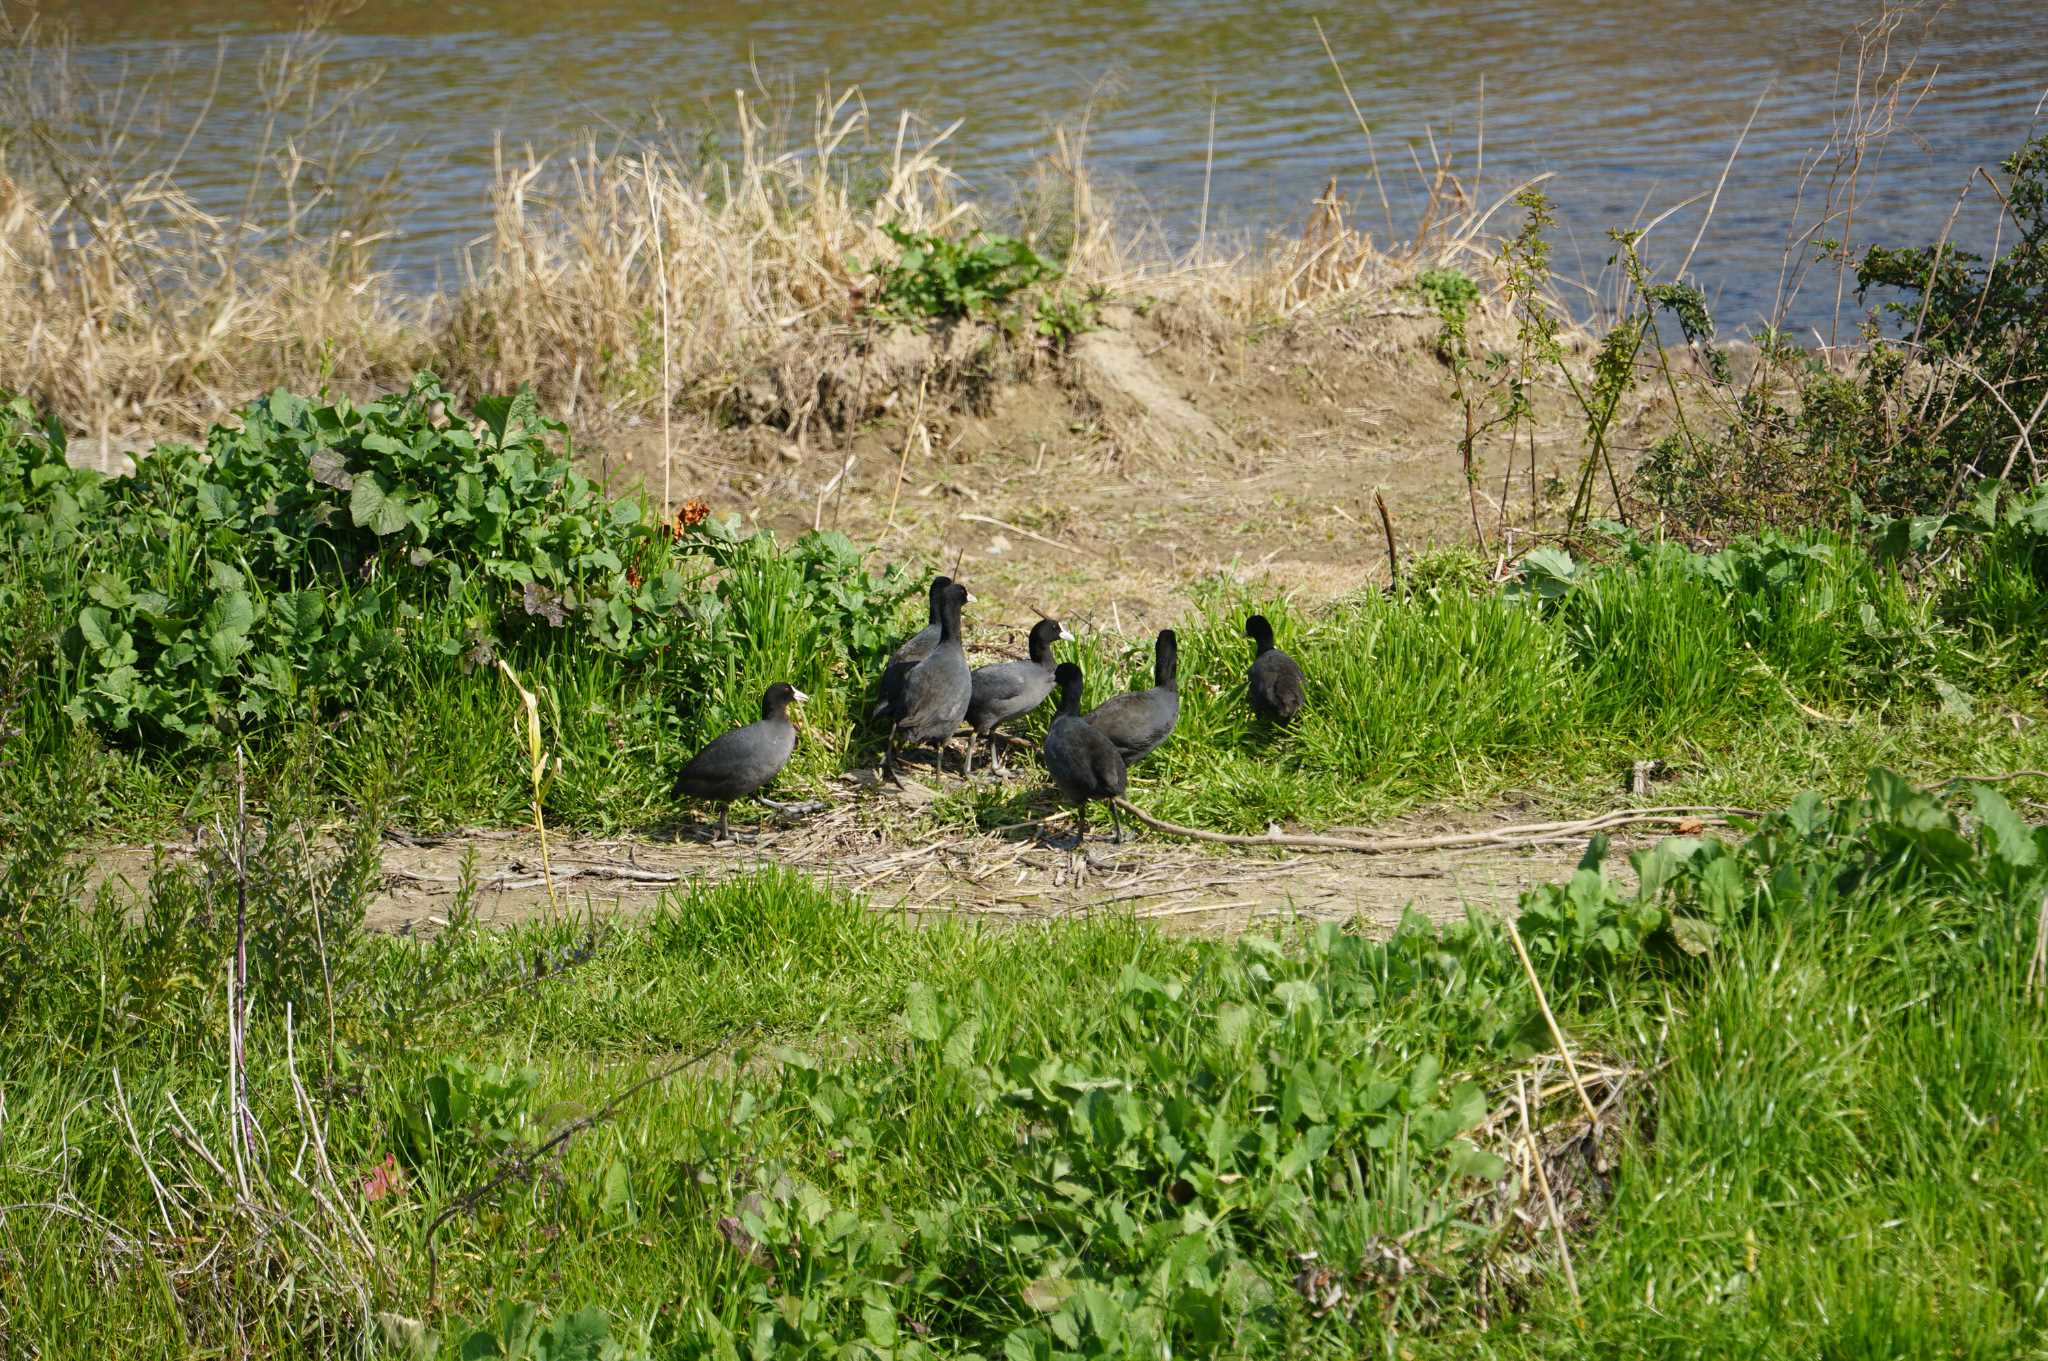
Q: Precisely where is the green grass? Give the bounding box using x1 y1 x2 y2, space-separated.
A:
932 533 2048 836
5 776 2047 1356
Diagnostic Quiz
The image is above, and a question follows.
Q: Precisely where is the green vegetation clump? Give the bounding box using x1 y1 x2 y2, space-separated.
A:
0 380 915 831
863 222 1099 349
868 224 1063 325
1641 133 2048 528
3 767 2042 1355
14 375 2048 838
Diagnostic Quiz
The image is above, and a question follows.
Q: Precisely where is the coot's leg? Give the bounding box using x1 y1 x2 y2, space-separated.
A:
717 804 730 842
1109 800 1125 845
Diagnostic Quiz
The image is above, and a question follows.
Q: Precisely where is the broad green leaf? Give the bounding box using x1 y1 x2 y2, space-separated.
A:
351 474 411 537
902 982 946 1044
1972 784 2038 867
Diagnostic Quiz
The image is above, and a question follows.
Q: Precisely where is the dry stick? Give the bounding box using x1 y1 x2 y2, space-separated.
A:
164 1089 233 1184
1504 916 1602 1129
224 951 249 1200
283 1002 379 1269
2026 893 2048 1002
296 825 339 1090
1112 799 1750 856
1196 93 1217 256
231 745 255 1195
881 375 928 539
425 1025 748 1307
1995 383 2048 486
958 513 1091 557
1516 1073 1583 1312
648 163 674 522
1374 490 1399 590
1936 769 2048 788
1312 17 1395 245
1676 86 1770 283
110 1066 179 1238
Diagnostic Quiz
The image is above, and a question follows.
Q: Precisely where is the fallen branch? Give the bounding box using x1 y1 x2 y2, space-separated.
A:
384 862 681 891
425 1024 749 1307
1112 800 1757 856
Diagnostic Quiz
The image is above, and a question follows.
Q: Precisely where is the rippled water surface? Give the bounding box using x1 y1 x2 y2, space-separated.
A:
33 0 2048 328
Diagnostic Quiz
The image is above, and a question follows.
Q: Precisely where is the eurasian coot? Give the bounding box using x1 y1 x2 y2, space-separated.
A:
886 581 972 778
1083 628 1179 765
964 617 1072 775
1043 661 1128 843
1245 614 1305 724
873 574 953 720
674 682 808 839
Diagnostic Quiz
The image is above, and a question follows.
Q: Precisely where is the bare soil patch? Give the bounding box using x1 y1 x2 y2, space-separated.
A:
79 783 1644 939
589 307 1662 634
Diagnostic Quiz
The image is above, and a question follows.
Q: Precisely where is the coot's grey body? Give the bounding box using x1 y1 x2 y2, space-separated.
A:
965 618 1071 774
674 682 807 839
886 581 972 777
873 575 953 720
1244 614 1305 724
1043 662 1128 843
1084 628 1179 765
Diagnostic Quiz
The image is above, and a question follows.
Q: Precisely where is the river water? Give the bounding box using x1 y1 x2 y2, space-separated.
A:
26 0 2048 333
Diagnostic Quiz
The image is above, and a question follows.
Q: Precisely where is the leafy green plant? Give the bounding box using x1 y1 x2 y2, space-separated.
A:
1031 284 1100 347
392 1057 542 1177
459 1303 645 1361
868 224 1059 323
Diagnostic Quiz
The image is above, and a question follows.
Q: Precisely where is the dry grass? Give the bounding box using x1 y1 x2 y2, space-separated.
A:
0 10 1527 459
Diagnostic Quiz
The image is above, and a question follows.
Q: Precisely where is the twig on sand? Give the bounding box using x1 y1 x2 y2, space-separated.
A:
1111 800 1755 856
958 512 1091 557
1504 916 1602 1130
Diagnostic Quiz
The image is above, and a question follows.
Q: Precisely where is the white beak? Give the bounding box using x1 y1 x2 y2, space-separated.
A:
790 688 810 704
1058 626 1074 642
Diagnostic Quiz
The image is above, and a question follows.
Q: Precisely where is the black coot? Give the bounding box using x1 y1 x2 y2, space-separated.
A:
964 617 1071 775
886 581 972 778
873 574 953 720
1083 628 1179 765
1245 614 1305 723
674 681 808 839
1043 662 1128 843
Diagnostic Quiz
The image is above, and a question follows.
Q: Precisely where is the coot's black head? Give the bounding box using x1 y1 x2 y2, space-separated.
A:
761 681 809 718
1244 614 1276 652
937 581 970 639
1027 617 1073 663
1053 661 1086 713
1154 629 1179 688
925 574 954 620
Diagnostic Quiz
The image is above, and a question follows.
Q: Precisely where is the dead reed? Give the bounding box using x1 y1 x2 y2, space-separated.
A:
0 11 1516 455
